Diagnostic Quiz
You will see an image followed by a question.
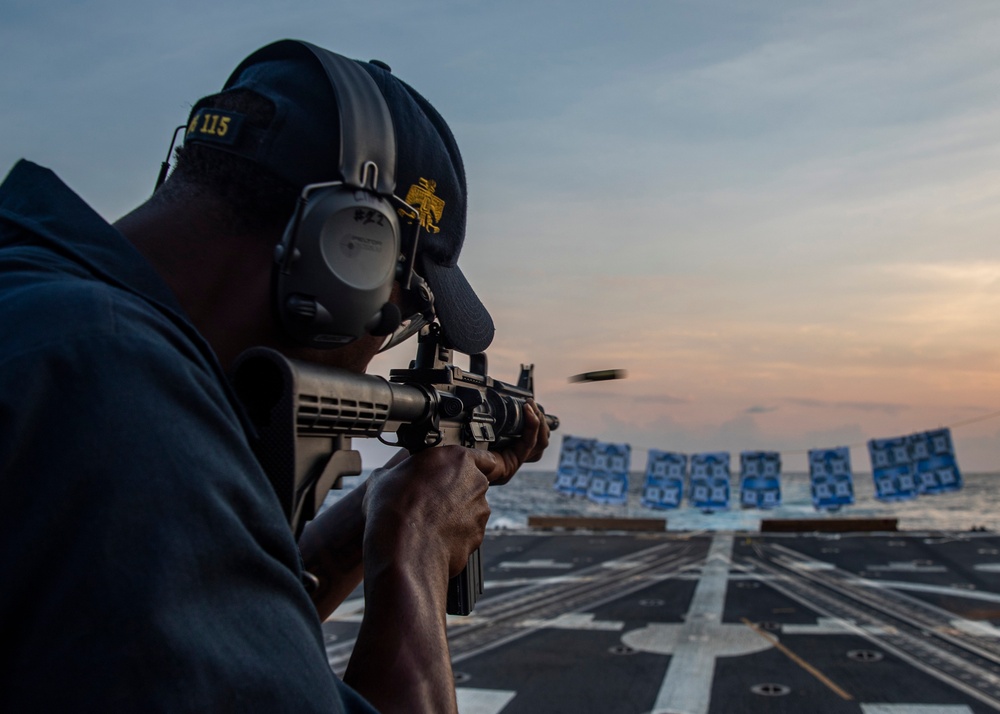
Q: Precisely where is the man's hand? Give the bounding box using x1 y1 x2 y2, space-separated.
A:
361 398 549 578
474 398 550 486
361 445 492 578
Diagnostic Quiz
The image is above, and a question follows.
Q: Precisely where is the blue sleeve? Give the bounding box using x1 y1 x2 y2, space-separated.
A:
0 281 377 713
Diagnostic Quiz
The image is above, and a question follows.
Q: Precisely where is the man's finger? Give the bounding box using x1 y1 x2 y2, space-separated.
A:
470 449 503 483
524 401 548 463
468 399 548 484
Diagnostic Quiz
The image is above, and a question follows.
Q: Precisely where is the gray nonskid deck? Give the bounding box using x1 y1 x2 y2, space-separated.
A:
321 530 1000 713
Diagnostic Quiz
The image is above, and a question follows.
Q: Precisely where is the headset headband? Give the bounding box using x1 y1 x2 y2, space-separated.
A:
297 41 397 195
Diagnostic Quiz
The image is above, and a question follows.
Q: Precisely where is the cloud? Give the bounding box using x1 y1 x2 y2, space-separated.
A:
745 405 777 414
784 397 908 415
550 390 688 405
637 394 690 405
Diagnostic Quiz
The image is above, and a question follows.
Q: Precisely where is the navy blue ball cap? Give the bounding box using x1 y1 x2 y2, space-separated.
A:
186 39 495 354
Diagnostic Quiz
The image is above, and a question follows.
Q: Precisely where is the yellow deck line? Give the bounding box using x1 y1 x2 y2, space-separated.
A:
741 617 854 701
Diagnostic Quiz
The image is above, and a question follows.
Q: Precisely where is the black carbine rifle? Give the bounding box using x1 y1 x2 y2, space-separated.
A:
230 324 558 615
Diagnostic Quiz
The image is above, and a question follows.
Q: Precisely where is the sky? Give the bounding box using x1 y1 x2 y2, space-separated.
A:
4 1 1000 473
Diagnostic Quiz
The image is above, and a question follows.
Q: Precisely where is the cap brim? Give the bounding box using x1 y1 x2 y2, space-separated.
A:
418 255 494 355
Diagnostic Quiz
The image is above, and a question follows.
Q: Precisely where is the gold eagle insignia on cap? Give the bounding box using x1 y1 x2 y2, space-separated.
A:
398 178 444 234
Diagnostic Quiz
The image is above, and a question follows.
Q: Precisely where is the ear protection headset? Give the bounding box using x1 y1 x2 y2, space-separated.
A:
157 42 422 349
273 44 409 348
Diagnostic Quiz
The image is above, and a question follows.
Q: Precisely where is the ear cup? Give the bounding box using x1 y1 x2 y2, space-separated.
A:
274 186 400 347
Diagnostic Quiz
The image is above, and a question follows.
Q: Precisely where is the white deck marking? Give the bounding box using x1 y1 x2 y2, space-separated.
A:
776 618 897 637
787 560 836 571
860 705 973 713
456 687 516 714
866 562 947 573
950 619 1000 638
623 534 772 714
602 559 653 570
781 617 855 635
496 559 574 569
519 612 624 631
484 575 589 588
862 580 1000 604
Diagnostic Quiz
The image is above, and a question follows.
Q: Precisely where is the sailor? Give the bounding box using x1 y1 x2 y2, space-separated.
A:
0 39 548 712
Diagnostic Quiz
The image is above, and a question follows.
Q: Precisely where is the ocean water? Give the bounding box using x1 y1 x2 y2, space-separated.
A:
330 470 1000 532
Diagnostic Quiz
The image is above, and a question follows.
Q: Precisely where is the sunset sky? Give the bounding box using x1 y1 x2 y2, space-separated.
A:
5 1 1000 472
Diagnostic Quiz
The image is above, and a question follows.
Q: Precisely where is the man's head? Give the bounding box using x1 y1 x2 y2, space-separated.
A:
165 39 494 356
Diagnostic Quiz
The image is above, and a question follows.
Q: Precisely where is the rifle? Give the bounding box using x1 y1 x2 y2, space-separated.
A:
230 323 558 615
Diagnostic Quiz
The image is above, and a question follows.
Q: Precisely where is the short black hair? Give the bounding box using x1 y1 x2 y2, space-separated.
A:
165 89 299 232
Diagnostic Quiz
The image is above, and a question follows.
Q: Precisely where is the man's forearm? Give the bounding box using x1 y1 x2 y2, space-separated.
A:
343 548 456 714
298 450 411 619
298 483 367 620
